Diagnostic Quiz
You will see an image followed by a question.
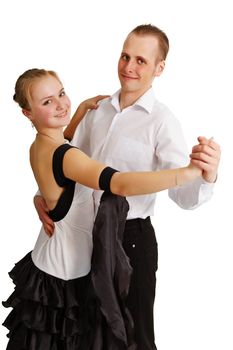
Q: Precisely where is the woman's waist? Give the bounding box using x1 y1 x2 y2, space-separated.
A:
32 233 93 280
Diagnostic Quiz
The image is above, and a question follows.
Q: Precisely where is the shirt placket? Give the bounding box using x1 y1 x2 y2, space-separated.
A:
99 111 122 158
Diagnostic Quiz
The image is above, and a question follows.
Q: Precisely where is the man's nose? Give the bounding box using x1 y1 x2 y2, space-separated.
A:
125 60 135 73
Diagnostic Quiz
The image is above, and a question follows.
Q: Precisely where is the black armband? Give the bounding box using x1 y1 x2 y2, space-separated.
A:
99 167 119 192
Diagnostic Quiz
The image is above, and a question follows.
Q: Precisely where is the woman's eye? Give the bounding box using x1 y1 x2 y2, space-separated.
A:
43 99 52 106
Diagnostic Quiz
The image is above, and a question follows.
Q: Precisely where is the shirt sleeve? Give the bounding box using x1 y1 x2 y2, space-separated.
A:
155 111 214 209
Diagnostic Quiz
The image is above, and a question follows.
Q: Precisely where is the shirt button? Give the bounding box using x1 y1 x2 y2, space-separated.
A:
132 244 136 248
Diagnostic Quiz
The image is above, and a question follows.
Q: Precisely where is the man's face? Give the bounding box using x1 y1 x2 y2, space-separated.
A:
118 33 164 96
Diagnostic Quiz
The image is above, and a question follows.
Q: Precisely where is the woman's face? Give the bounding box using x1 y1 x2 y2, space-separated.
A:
25 75 71 129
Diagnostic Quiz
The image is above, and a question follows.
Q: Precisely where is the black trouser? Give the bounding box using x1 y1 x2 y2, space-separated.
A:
123 217 158 350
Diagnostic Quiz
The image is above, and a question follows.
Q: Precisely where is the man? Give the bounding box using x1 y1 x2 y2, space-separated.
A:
35 24 221 349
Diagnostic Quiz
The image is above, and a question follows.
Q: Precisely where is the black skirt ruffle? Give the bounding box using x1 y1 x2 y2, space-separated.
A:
2 193 137 349
2 252 98 350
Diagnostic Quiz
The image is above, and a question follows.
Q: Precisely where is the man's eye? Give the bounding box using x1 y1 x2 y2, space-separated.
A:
60 91 65 97
122 55 130 61
137 59 145 65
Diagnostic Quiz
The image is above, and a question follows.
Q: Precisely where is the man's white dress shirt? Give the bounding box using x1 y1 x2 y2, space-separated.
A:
72 88 214 219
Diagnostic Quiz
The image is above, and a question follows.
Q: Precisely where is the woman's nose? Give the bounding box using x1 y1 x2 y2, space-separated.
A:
56 99 63 110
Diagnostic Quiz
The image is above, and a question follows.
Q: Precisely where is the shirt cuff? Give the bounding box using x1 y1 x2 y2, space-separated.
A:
200 177 216 187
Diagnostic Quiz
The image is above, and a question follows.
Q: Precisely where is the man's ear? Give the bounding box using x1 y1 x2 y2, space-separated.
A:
155 60 165 77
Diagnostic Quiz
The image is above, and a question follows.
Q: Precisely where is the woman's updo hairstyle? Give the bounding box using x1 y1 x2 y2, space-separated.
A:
13 68 60 110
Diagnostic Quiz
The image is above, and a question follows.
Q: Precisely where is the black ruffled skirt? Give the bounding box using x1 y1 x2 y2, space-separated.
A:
2 193 137 349
2 252 98 350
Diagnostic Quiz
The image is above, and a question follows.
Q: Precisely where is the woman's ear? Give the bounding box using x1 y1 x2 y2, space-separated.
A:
22 109 32 120
155 60 165 77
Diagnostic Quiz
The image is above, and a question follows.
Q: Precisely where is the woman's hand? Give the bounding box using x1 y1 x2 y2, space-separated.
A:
176 163 202 187
186 162 203 180
79 95 110 112
64 95 109 141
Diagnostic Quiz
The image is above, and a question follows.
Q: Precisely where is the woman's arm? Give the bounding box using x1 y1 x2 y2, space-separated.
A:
34 147 201 237
110 165 201 196
63 148 202 196
64 95 109 141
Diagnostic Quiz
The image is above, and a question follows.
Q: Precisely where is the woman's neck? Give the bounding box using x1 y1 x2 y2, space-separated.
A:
36 128 65 144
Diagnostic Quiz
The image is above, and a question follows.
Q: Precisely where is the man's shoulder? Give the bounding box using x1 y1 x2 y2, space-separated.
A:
88 96 113 115
146 98 183 136
98 95 112 106
151 98 177 122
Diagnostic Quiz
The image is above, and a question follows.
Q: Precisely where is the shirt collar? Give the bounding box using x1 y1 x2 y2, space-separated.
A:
110 90 121 112
110 87 156 114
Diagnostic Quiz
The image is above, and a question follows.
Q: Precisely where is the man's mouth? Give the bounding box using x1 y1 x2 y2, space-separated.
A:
121 73 138 80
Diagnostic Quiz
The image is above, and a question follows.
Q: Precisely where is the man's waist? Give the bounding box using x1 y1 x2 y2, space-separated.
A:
93 192 156 218
124 216 151 229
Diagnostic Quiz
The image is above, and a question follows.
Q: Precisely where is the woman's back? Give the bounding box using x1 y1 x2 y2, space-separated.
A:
31 142 95 280
30 135 66 210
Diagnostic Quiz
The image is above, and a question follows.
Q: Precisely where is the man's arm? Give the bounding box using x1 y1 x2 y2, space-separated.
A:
34 195 55 236
154 112 220 209
168 136 220 209
64 95 109 141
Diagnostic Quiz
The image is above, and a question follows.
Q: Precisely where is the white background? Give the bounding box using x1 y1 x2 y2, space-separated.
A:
0 0 232 349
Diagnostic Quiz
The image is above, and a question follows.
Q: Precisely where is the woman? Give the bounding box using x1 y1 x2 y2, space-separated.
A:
2 68 201 349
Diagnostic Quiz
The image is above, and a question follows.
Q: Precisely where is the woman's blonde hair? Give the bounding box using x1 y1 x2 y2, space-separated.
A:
13 68 60 110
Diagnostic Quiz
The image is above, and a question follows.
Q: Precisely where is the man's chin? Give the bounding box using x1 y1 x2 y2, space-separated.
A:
120 82 139 93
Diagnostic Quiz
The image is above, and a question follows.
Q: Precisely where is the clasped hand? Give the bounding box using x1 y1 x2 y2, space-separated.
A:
190 136 221 183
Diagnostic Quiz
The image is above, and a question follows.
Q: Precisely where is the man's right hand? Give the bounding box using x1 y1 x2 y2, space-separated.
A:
34 195 55 237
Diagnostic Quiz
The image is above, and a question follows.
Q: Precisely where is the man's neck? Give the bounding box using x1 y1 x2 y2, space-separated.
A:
119 87 151 110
